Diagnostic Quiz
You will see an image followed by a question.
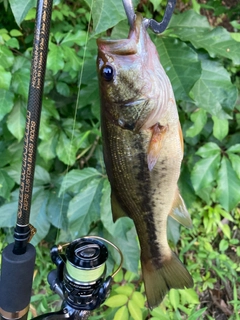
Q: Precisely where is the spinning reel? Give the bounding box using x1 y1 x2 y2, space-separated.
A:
33 236 123 319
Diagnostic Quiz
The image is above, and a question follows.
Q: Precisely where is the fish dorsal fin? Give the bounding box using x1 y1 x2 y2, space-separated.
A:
111 191 127 222
147 123 168 171
169 189 192 228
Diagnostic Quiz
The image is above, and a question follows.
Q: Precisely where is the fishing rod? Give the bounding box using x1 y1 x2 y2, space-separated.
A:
0 0 176 319
0 0 53 319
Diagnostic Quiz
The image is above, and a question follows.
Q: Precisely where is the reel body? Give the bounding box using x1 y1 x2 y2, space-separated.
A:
37 236 123 319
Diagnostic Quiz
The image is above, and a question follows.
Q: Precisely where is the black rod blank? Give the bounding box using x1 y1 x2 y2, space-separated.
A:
14 0 53 254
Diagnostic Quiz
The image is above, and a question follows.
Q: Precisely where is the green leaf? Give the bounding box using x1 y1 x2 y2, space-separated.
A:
56 82 70 97
196 142 221 158
104 294 128 308
38 134 58 161
30 187 51 246
11 68 30 100
62 46 81 72
216 156 240 211
170 9 210 31
59 168 101 195
186 108 207 137
179 164 197 208
128 300 142 320
169 289 180 310
179 288 199 305
0 45 14 68
231 33 240 42
190 58 238 118
47 43 64 75
56 131 77 165
79 79 99 107
7 100 26 141
227 144 240 153
218 222 231 239
155 38 201 101
90 0 138 36
61 30 87 47
188 308 208 320
131 292 145 309
113 305 129 320
0 67 11 90
6 37 19 49
100 180 139 273
227 153 240 179
0 189 19 227
67 178 102 237
4 162 21 184
212 116 229 141
218 207 234 222
150 0 162 11
9 0 36 26
219 239 229 252
151 307 170 319
33 165 51 186
169 10 240 65
115 285 134 297
0 89 14 121
191 153 221 192
9 29 23 37
0 169 15 200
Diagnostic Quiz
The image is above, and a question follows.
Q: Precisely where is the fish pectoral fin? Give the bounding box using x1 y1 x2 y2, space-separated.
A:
169 189 192 228
147 123 168 171
111 191 127 222
142 252 193 309
178 121 184 155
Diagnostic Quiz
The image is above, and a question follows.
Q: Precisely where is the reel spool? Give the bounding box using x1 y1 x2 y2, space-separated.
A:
49 236 123 311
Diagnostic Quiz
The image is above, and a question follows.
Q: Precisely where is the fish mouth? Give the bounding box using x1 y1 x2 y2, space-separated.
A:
97 13 144 56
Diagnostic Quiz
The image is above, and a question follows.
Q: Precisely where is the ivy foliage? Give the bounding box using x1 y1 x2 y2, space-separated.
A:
0 0 240 318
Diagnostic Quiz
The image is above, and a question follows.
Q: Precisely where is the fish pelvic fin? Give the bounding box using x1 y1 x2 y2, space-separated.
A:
111 191 127 222
142 252 193 309
169 189 193 229
147 123 168 171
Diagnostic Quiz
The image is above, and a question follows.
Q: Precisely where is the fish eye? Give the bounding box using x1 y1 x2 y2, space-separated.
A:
101 65 114 82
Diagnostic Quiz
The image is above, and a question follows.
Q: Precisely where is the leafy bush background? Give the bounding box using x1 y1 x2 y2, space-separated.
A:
0 0 239 319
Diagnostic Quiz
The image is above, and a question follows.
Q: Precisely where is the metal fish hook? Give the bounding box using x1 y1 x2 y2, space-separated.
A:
122 0 177 34
122 0 136 29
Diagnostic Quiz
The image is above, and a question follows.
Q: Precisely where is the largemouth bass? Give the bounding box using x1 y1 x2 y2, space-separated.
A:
97 13 193 308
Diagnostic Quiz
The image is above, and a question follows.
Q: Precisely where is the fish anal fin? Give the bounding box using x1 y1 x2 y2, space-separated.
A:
111 191 127 222
169 189 192 228
147 123 168 171
142 252 193 309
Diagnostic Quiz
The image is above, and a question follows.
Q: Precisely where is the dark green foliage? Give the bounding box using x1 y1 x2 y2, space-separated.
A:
0 0 239 319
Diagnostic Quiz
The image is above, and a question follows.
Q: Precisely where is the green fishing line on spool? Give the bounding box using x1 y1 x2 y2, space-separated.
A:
66 260 106 283
65 238 108 284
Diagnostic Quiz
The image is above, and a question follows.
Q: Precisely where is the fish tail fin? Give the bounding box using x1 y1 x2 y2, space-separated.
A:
142 251 193 309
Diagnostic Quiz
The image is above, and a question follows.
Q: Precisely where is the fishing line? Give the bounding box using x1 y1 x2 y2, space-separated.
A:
56 0 94 242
